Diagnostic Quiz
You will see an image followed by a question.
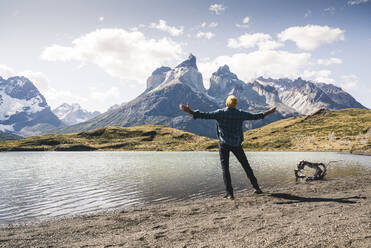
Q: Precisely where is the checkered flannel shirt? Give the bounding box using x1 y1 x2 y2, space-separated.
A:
192 107 265 147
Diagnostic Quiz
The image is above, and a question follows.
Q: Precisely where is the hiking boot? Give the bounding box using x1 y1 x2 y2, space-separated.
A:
223 193 234 200
254 188 263 194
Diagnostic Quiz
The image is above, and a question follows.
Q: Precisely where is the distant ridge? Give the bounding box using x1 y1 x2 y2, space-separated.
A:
52 103 100 125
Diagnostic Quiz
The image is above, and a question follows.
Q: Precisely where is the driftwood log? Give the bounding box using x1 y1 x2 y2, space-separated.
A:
294 160 327 181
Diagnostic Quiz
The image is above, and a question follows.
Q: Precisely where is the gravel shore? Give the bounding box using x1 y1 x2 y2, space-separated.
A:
1 173 370 248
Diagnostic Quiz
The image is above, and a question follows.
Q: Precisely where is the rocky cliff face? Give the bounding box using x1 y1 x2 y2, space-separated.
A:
0 76 62 136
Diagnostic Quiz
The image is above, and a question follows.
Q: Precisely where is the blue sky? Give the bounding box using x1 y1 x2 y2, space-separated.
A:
0 0 370 112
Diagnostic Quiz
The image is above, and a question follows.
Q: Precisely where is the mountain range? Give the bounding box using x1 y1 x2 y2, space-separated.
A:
0 54 367 139
54 54 366 138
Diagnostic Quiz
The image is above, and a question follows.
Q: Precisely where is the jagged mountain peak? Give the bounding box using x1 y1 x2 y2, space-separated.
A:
208 65 244 98
212 65 238 81
214 65 233 77
146 54 205 93
175 53 198 70
52 103 100 126
149 54 205 94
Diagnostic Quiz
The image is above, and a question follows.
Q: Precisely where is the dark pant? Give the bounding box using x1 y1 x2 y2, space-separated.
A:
218 142 260 195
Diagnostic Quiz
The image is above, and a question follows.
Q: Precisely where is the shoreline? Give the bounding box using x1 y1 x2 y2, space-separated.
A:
1 173 370 247
0 149 370 155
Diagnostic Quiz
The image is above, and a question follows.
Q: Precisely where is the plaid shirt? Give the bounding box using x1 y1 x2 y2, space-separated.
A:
193 107 265 147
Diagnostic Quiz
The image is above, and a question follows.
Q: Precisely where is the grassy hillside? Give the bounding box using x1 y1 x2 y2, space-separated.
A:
0 108 369 153
242 108 371 154
0 125 217 151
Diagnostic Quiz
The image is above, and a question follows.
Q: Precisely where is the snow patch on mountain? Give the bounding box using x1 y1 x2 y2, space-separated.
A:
0 90 44 120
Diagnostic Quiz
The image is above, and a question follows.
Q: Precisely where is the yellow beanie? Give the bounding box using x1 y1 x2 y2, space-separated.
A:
226 95 238 108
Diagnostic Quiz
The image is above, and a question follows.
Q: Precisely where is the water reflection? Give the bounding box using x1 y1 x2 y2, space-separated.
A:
0 151 369 224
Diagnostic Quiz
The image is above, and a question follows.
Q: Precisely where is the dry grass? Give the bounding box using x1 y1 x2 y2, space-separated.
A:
242 108 371 153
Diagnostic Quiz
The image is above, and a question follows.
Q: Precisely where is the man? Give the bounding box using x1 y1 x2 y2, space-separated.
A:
179 95 276 200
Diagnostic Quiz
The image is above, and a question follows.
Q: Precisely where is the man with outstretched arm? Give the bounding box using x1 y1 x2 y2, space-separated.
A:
179 95 276 200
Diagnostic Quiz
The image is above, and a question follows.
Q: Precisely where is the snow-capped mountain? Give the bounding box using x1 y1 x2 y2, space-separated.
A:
55 54 366 138
52 103 100 125
0 76 62 136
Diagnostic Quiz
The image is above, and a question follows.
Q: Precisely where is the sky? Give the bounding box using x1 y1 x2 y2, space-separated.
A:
0 0 370 112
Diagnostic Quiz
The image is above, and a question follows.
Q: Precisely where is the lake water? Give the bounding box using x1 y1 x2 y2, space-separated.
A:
0 151 370 225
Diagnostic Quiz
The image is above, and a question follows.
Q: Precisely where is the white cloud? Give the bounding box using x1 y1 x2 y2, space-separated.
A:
302 70 335 83
209 22 218 28
150 19 184 36
99 16 104 22
324 7 335 15
257 40 284 50
41 28 183 83
209 4 226 15
304 9 312 17
228 33 271 49
0 64 15 79
236 16 251 28
278 25 345 50
199 50 312 86
242 16 250 24
340 74 359 90
196 31 215 40
317 57 342 66
236 24 249 28
228 33 283 50
18 70 51 92
200 22 218 28
348 0 369 5
89 86 120 100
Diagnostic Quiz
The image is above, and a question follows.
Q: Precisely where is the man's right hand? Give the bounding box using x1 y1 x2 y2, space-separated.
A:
264 107 276 116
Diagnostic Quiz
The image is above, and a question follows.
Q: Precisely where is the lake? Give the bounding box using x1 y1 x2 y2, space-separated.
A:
0 151 370 225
